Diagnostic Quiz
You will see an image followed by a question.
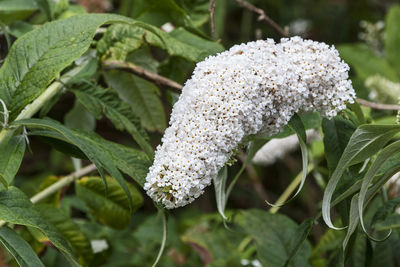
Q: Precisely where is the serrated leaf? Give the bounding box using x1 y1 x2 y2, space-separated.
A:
385 5 400 74
0 186 78 265
0 13 156 121
36 204 93 266
337 44 398 82
0 135 26 189
98 23 223 62
0 226 45 267
239 209 311 267
104 70 166 132
14 118 136 207
69 83 153 157
76 176 143 229
28 127 151 186
322 124 400 229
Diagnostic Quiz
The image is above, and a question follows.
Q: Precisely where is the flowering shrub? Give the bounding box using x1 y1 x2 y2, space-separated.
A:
0 1 400 267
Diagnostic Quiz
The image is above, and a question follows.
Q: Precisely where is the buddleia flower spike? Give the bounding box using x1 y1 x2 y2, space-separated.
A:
144 37 355 209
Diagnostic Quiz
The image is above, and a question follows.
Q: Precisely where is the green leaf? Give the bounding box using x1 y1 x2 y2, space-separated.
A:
104 70 166 132
168 27 224 55
36 204 93 266
0 13 137 120
0 0 37 24
337 44 398 82
213 166 228 220
372 197 400 231
322 124 400 230
284 218 314 267
98 23 223 62
0 186 78 265
374 214 400 230
76 176 143 229
14 118 136 206
385 5 400 74
64 100 96 131
69 82 153 157
322 117 356 172
0 135 26 189
28 127 151 186
0 226 45 267
239 209 311 267
358 140 400 238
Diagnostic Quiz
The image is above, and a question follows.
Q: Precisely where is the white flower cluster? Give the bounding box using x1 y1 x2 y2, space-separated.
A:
144 36 355 209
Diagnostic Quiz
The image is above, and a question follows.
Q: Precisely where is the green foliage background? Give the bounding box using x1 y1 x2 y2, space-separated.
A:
0 0 400 266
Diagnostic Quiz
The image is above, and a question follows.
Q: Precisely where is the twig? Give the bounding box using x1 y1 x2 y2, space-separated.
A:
0 164 97 227
30 164 97 203
103 60 183 91
209 0 216 35
235 0 289 38
356 98 400 111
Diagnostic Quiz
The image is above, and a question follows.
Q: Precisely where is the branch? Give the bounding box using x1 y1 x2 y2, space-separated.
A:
209 0 216 35
103 60 183 91
235 0 289 38
30 164 97 204
356 98 400 111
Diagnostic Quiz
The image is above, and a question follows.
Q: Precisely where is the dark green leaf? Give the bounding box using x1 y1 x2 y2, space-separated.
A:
64 100 96 131
0 226 45 267
98 23 223 62
0 14 139 120
322 117 356 172
69 83 153 157
76 176 143 229
104 70 166 132
284 218 314 267
0 135 26 189
36 204 93 266
28 126 151 186
14 118 135 206
239 209 311 267
0 186 78 265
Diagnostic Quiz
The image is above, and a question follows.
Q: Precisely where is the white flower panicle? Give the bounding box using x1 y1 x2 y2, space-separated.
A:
144 37 355 209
